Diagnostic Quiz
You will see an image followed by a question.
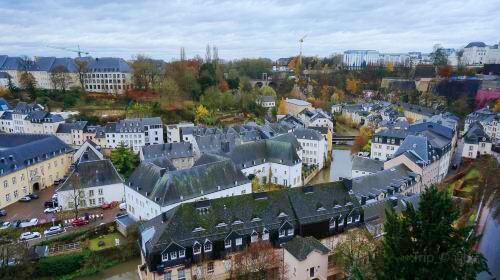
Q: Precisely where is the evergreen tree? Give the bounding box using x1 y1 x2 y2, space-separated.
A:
377 186 488 279
110 143 139 179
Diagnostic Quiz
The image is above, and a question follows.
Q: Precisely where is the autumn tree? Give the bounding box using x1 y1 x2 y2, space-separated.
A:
332 229 378 279
131 55 164 91
430 48 449 66
218 80 230 92
239 77 253 94
438 65 453 78
331 87 345 103
259 85 277 97
277 98 287 115
346 77 360 95
19 72 37 98
229 240 287 280
351 127 373 154
50 65 72 92
156 77 180 105
385 63 395 73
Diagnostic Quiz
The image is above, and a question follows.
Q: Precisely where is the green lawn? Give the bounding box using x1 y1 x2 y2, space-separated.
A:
464 169 480 181
88 233 122 251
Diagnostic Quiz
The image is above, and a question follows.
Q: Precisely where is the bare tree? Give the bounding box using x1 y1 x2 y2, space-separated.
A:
63 172 86 219
131 55 164 91
50 65 71 92
75 59 89 91
230 240 288 280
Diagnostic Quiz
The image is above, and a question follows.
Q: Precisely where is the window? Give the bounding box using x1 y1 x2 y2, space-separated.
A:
3 181 7 188
347 216 353 224
193 243 201 255
179 249 185 258
177 269 186 280
98 197 104 204
207 262 214 273
251 231 258 243
279 229 286 237
13 190 18 198
12 177 16 185
204 241 212 252
263 229 269 240
170 251 177 260
98 188 103 195
88 190 94 197
225 239 231 248
235 238 242 246
338 218 344 226
287 228 294 236
355 215 361 222
329 219 336 229
5 194 10 202
163 272 172 280
89 198 96 206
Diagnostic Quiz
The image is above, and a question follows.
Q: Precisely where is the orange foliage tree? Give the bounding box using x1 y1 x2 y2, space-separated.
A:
218 80 230 92
346 78 360 94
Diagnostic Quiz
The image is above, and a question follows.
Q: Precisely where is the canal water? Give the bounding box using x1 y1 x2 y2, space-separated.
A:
308 149 352 185
77 258 140 280
477 207 500 280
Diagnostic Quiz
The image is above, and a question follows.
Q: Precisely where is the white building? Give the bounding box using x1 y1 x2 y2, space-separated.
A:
283 236 330 280
125 157 252 221
78 57 132 94
225 134 303 188
462 42 500 66
343 50 380 69
293 128 328 169
298 108 333 130
465 108 500 144
351 156 384 178
166 122 194 143
57 159 125 210
462 122 493 159
370 129 408 161
139 142 195 170
105 117 164 152
256 95 276 108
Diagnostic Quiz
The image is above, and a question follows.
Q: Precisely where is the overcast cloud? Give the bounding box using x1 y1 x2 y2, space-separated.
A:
0 0 499 60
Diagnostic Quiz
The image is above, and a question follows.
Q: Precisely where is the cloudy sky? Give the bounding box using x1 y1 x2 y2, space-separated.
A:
1 0 499 60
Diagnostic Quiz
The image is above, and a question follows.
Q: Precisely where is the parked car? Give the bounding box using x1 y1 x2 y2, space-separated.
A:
10 220 21 228
0 209 6 216
71 219 89 227
28 193 39 199
44 201 58 208
44 206 61 214
116 212 128 219
19 196 31 202
119 202 126 211
52 193 58 200
44 225 64 237
19 218 38 228
101 202 112 209
20 231 41 241
0 222 11 230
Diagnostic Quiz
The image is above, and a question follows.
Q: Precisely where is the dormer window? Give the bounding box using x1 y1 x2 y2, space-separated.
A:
347 216 353 224
262 228 269 240
204 240 212 252
279 229 286 237
193 226 205 232
193 242 201 255
278 212 288 218
232 220 243 225
216 222 227 228
225 239 231 248
179 249 185 258
170 251 177 260
251 231 258 243
287 229 294 236
251 217 261 222
355 215 361 222
235 238 243 246
329 218 336 229
338 216 344 226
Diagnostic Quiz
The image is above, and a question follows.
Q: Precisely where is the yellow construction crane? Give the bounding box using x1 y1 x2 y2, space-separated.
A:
47 45 90 57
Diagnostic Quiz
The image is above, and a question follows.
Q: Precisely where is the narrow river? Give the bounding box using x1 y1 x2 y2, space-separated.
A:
308 149 352 185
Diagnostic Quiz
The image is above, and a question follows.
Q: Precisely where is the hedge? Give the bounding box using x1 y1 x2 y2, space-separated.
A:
34 252 87 277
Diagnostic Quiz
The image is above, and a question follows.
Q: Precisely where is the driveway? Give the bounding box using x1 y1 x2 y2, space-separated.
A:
1 186 56 224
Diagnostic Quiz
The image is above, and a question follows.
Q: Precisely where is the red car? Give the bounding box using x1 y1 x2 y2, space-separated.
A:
71 219 89 226
101 202 112 209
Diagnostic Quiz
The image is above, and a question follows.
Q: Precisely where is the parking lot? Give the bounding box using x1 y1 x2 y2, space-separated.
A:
1 185 123 228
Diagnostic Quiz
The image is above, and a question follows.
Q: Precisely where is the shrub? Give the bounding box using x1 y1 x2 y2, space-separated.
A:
34 252 87 277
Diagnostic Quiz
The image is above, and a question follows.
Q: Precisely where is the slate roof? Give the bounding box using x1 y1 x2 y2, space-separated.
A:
374 128 409 139
401 103 438 117
309 126 329 135
127 158 249 207
283 236 330 261
25 111 64 123
257 95 275 103
394 135 439 165
141 142 194 161
0 98 11 111
352 156 384 173
0 111 13 120
465 42 487 48
0 134 72 177
408 122 454 140
193 154 228 166
13 102 43 114
278 114 305 130
56 121 88 133
464 122 491 144
286 98 311 106
77 57 131 73
0 72 10 79
347 164 417 201
141 182 357 254
109 117 162 133
58 159 123 192
292 128 323 141
414 65 436 78
224 137 301 168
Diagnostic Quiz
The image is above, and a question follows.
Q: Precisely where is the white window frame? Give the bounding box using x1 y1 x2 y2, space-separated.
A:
193 243 201 255
225 239 231 248
170 251 177 260
235 238 243 246
347 216 353 224
204 241 212 252
179 249 185 258
262 229 269 240
287 228 294 236
279 229 286 237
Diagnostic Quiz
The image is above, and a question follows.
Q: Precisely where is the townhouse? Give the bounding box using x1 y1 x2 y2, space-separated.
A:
351 156 384 178
57 157 125 210
23 111 65 135
297 108 333 130
166 122 194 143
284 98 312 116
370 129 409 161
11 102 45 133
223 134 303 188
138 182 362 280
465 108 499 144
105 117 164 152
181 126 240 158
401 103 439 122
462 122 493 159
124 155 251 221
140 142 195 170
292 128 328 169
0 134 73 207
256 95 276 108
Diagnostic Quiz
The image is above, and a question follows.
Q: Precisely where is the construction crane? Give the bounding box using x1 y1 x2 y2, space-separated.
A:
299 34 307 65
47 45 89 57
